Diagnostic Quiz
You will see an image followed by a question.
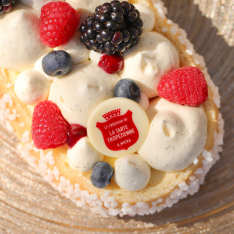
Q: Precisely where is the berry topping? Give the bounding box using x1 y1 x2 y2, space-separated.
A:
157 66 208 107
80 0 143 55
32 100 70 150
91 162 113 188
68 124 87 148
98 54 124 74
114 78 141 103
40 2 80 48
42 51 73 77
0 0 16 14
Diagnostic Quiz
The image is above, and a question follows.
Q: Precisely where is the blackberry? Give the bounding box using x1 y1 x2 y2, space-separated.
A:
80 0 143 55
0 0 17 14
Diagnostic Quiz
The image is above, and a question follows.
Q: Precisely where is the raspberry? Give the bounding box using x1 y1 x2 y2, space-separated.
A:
40 2 80 48
31 100 70 150
157 66 208 107
98 54 124 74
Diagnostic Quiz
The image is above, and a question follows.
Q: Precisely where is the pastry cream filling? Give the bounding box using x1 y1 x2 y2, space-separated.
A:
0 4 51 72
48 61 120 127
138 98 207 172
120 32 180 98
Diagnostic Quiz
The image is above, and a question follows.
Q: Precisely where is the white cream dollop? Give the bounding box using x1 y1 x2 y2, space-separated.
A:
114 154 151 192
14 69 51 105
0 4 51 72
120 32 180 98
134 4 155 32
55 32 90 65
20 0 64 11
138 98 207 172
49 61 120 127
67 137 104 173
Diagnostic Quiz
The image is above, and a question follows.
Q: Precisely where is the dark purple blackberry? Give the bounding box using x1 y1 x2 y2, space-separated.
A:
0 0 17 14
80 0 143 55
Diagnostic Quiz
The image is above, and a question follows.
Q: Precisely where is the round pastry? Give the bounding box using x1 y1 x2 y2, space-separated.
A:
0 0 224 217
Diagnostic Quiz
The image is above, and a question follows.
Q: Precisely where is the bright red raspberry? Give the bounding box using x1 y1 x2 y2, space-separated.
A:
157 66 208 107
68 124 87 148
40 2 80 48
31 100 70 150
98 54 124 74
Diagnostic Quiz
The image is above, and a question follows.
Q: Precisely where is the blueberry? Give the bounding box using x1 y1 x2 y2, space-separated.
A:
91 162 113 188
42 51 73 77
114 78 141 103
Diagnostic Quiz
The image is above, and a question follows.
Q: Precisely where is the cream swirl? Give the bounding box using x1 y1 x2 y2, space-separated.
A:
120 32 180 98
0 4 51 72
138 98 207 172
48 61 120 127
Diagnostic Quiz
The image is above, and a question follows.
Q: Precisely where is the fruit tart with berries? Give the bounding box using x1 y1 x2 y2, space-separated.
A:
0 0 224 216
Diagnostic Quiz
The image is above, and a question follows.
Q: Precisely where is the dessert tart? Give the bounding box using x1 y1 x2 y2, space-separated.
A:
0 0 224 217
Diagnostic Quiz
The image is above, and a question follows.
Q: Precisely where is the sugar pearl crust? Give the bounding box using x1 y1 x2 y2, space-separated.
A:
0 0 224 217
